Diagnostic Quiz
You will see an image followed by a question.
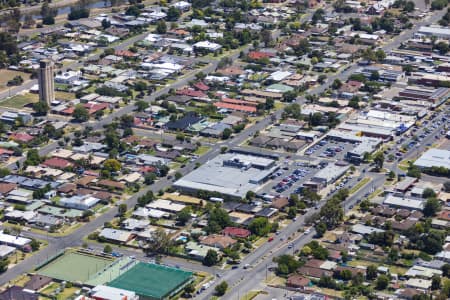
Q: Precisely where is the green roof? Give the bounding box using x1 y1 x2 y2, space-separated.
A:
85 257 138 286
26 200 45 211
108 263 193 299
38 205 83 218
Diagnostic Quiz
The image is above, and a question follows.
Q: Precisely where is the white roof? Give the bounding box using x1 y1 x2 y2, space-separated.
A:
147 199 186 212
405 278 432 290
0 245 15 257
351 224 384 235
269 71 292 81
405 265 442 278
119 172 142 183
383 195 424 210
0 231 31 246
92 285 137 300
193 41 221 50
415 148 450 169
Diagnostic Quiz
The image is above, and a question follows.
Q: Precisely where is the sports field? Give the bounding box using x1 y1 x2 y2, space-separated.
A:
37 252 114 283
108 263 193 299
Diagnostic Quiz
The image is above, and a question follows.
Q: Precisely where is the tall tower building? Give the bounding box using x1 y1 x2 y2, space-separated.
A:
38 59 55 106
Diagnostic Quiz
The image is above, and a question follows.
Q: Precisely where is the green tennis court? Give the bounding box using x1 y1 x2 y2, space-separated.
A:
108 263 193 299
37 251 114 283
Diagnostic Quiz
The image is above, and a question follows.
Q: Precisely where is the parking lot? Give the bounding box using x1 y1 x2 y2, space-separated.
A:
305 139 355 161
388 112 450 162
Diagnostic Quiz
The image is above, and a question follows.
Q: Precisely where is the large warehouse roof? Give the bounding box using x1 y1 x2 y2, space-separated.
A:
174 153 277 198
414 148 450 169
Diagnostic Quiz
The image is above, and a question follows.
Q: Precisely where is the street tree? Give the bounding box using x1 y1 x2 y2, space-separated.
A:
73 104 89 122
215 281 228 296
203 249 219 266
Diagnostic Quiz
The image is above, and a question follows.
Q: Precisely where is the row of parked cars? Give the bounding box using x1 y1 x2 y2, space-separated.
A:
273 168 310 193
305 140 328 155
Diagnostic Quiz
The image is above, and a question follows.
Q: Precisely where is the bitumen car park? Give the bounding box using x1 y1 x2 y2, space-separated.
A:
305 139 355 161
271 165 317 195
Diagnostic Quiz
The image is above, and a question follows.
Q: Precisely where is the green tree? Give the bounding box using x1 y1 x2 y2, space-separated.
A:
33 101 49 116
366 264 378 280
331 79 342 90
423 188 436 199
407 164 421 178
118 203 127 216
184 283 195 295
176 207 192 225
215 281 228 296
222 128 232 139
206 208 233 233
155 20 167 34
203 249 219 266
103 244 112 254
432 274 442 290
30 239 40 251
144 228 171 254
423 197 441 217
442 263 450 278
315 222 327 237
73 104 89 122
435 41 449 55
283 103 301 119
373 152 384 171
273 254 300 275
166 6 181 21
25 149 41 166
0 258 9 273
103 159 122 173
0 168 10 178
375 274 389 290
248 217 271 236
136 100 149 112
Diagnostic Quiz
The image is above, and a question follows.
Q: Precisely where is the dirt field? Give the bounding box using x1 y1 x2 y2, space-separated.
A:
0 70 31 92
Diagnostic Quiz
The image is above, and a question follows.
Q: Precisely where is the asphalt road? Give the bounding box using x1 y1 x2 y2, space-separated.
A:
197 165 384 300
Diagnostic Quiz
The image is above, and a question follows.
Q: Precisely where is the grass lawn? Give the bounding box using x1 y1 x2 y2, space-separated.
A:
241 291 262 300
194 146 211 156
41 282 59 295
0 70 31 92
11 274 30 287
55 91 76 101
350 177 371 194
348 259 374 268
30 222 82 237
0 93 38 109
56 287 79 300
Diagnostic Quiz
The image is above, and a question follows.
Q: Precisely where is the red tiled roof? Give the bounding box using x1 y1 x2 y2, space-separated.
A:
222 98 258 107
170 29 189 36
42 157 73 169
61 107 75 115
0 183 17 194
193 82 209 91
84 103 108 114
115 50 139 57
10 133 34 143
222 227 251 238
438 210 450 221
287 274 310 288
140 166 157 174
214 102 257 113
248 51 275 60
0 148 13 155
176 88 207 98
